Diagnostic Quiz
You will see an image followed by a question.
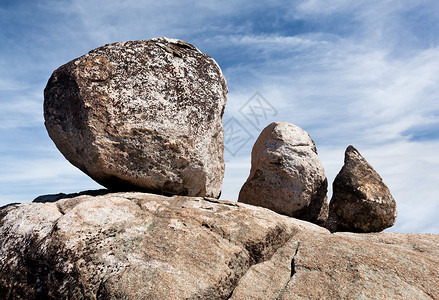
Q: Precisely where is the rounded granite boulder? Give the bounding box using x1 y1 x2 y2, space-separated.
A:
238 122 328 224
44 37 227 198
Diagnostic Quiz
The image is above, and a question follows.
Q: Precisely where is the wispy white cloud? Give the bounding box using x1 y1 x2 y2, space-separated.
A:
0 89 42 129
0 77 31 92
221 31 439 144
0 155 102 205
1 0 438 233
221 156 251 201
217 2 439 233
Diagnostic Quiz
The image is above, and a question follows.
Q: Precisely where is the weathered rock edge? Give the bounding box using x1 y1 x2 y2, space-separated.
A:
44 37 227 198
1 193 438 299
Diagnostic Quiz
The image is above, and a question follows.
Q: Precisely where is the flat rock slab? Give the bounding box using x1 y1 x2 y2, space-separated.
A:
44 37 227 198
1 193 437 299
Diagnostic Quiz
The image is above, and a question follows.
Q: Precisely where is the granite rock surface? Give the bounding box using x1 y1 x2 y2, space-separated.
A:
328 145 397 232
238 122 328 224
44 37 227 198
1 192 436 299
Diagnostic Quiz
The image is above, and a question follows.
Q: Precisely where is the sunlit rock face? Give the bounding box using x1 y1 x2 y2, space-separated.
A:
0 192 435 299
239 122 328 225
44 37 227 198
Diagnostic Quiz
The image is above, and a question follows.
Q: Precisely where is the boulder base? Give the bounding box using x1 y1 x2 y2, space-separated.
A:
0 192 437 299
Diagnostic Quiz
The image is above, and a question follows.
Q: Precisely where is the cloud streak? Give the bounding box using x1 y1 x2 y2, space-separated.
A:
1 0 438 233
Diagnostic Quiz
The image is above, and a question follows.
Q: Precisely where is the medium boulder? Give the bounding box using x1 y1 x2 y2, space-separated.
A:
238 122 328 224
44 37 227 198
328 145 397 232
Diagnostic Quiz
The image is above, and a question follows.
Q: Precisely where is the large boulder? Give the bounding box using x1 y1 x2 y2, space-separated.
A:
44 37 227 198
238 122 328 224
328 145 397 232
0 192 437 299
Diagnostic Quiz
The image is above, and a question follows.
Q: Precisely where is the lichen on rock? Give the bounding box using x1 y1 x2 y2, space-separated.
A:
0 192 436 299
238 122 328 225
327 145 397 232
44 37 227 198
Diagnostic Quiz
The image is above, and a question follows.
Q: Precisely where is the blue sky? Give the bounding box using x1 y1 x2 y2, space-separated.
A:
1 0 438 233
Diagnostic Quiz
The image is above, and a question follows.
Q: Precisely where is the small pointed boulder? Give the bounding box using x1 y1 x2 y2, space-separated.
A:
328 146 397 232
238 122 328 225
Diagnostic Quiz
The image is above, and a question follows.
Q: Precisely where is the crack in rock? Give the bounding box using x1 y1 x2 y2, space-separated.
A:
274 241 300 300
228 239 301 300
290 242 300 278
194 222 294 299
202 197 239 207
